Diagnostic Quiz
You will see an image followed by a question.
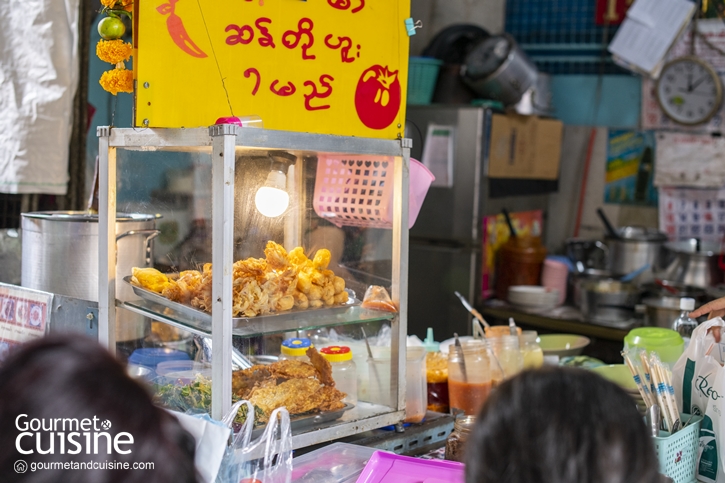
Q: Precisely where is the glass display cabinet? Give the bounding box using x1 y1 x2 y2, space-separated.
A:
96 124 411 449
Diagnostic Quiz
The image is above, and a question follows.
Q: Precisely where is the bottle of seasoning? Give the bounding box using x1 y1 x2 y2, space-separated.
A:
445 415 476 462
447 341 493 416
320 346 357 405
494 235 547 300
423 328 449 413
280 337 313 362
520 330 544 369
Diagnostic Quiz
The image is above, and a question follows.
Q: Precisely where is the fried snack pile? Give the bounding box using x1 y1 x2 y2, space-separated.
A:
130 241 348 318
232 347 345 422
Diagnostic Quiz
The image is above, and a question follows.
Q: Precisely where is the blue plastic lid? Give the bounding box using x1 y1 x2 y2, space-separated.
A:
281 338 313 357
128 348 190 369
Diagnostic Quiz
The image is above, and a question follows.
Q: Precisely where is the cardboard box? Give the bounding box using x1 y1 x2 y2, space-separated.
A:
487 114 563 180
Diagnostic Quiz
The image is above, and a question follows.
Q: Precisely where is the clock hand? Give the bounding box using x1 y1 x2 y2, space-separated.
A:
677 87 716 97
687 71 694 91
690 75 710 92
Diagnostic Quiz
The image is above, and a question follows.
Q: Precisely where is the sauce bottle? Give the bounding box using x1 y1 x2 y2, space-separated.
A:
280 337 313 361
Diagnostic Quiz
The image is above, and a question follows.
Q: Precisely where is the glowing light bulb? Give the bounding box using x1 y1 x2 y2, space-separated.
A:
255 170 289 217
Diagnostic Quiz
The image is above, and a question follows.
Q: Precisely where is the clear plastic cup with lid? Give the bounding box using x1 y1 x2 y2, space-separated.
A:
320 346 357 405
280 337 313 361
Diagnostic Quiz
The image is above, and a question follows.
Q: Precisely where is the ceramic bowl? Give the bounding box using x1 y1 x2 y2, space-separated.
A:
536 334 590 357
508 285 559 309
591 364 639 392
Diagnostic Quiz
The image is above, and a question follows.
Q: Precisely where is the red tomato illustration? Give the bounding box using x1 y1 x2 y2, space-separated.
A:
354 65 401 130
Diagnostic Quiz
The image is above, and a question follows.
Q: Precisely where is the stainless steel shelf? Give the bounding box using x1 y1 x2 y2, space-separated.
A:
120 299 396 337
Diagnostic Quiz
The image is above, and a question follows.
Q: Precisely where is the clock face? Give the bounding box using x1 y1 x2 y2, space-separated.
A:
656 57 723 125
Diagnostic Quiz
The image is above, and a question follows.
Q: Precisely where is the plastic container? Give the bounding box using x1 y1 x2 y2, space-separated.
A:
128 348 190 373
363 347 393 407
357 450 464 483
156 360 212 385
495 235 547 301
426 351 449 413
542 258 569 305
447 341 501 416
623 328 685 368
320 346 358 405
280 337 313 361
313 155 434 229
405 347 428 423
521 330 544 369
407 57 443 105
653 414 702 483
445 415 475 462
489 335 524 379
291 442 378 483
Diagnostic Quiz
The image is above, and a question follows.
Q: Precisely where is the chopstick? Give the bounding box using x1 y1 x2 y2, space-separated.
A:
622 351 655 409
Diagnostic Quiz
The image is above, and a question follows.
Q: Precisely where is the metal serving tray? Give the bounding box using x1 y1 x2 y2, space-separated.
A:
258 402 354 438
123 275 359 324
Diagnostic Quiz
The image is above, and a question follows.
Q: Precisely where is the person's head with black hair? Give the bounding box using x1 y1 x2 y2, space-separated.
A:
0 335 198 483
466 366 662 483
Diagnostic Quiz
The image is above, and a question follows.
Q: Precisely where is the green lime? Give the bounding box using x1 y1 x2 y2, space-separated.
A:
98 16 126 40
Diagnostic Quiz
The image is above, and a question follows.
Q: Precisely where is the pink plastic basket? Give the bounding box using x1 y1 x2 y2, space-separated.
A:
313 154 434 229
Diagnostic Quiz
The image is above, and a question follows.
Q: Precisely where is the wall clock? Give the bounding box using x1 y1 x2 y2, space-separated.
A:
655 56 723 125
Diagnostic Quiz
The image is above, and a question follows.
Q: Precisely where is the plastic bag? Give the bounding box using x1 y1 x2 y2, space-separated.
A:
361 285 397 313
216 401 293 483
673 317 725 483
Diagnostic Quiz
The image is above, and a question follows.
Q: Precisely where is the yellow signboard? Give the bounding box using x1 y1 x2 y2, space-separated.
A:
135 0 411 139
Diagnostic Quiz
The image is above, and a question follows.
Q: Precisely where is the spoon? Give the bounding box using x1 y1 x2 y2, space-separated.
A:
454 333 468 383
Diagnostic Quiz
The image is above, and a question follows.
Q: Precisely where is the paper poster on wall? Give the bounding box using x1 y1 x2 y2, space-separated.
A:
481 210 543 299
659 186 725 240
654 132 725 188
605 130 657 206
135 0 410 140
421 124 455 188
0 284 52 362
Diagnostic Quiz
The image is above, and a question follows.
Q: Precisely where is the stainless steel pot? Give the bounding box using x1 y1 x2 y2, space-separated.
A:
461 34 538 106
606 226 667 279
21 212 159 341
661 239 725 289
641 296 706 328
571 268 612 308
580 279 641 323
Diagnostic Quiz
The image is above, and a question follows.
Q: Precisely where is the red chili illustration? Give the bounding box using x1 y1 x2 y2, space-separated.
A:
225 24 254 45
156 0 208 58
244 68 261 96
282 18 316 60
255 18 275 48
304 74 334 111
324 35 355 63
270 80 297 96
354 65 400 129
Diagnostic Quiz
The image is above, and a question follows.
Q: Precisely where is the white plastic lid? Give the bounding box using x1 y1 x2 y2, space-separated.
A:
680 297 695 311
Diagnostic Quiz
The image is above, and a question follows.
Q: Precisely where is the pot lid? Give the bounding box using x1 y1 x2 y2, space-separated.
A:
463 34 513 80
611 226 667 242
665 238 724 256
21 211 157 222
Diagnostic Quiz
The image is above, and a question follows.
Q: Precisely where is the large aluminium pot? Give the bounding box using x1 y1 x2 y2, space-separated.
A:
606 226 667 279
660 239 725 289
21 212 159 341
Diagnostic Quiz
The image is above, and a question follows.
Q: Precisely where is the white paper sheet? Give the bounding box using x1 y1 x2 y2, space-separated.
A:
608 0 695 77
654 132 725 188
421 124 454 188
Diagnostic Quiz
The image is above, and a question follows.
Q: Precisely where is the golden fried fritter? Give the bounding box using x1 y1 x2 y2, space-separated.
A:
268 359 318 380
232 365 273 399
306 347 335 386
248 379 346 422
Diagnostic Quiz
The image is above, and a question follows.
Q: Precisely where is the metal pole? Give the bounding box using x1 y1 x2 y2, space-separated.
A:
391 140 411 411
97 126 117 354
209 124 236 420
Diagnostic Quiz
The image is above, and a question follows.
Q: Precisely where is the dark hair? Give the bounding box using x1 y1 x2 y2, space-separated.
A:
0 335 198 483
465 366 661 483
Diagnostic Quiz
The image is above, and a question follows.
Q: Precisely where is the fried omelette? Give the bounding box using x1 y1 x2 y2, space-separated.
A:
231 347 346 421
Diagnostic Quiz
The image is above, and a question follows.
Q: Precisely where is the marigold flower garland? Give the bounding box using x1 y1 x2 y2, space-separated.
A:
96 0 133 95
